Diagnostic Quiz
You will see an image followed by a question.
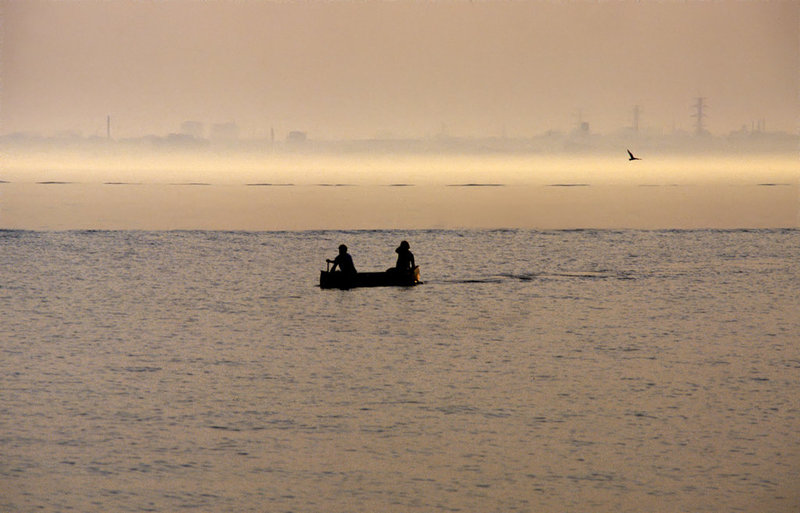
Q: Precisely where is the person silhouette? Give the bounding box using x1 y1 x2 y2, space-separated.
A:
327 244 357 275
393 240 415 273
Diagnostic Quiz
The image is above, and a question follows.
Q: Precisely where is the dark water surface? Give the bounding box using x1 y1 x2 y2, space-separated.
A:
1 229 798 512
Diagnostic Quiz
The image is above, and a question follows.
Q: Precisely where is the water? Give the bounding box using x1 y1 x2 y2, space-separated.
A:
1 152 798 230
2 228 798 512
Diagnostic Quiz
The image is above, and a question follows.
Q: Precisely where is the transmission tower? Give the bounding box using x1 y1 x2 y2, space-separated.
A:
692 97 708 135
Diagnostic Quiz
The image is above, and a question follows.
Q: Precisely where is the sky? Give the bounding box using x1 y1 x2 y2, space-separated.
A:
1 0 798 140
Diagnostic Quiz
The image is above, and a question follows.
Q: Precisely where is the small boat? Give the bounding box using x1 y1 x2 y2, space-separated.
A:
320 266 422 289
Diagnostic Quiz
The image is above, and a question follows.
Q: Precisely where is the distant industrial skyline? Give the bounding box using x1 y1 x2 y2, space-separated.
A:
7 97 794 143
2 1 797 140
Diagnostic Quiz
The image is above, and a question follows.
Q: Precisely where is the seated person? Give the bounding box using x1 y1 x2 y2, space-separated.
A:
392 240 415 274
327 244 357 275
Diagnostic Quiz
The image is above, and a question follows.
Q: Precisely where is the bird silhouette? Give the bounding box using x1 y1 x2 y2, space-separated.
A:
627 149 641 161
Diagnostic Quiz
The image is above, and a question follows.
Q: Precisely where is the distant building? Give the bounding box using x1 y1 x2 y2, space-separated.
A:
287 131 307 143
180 121 205 139
161 133 207 148
210 122 239 141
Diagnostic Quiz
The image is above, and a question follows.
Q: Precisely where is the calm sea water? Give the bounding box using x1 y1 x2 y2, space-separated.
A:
1 228 798 512
2 153 798 230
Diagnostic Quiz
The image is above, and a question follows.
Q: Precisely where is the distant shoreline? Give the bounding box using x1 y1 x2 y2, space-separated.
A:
1 131 797 157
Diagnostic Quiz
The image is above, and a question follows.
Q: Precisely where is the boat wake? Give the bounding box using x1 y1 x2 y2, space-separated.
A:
435 270 634 285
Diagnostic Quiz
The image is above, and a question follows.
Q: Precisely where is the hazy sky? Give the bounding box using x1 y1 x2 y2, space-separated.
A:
2 0 798 139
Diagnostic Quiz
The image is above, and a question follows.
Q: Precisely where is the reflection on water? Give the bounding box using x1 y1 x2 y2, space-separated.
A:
1 153 796 230
0 181 796 230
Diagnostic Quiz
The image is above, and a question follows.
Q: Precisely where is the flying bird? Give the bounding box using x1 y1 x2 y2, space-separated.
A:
627 149 641 161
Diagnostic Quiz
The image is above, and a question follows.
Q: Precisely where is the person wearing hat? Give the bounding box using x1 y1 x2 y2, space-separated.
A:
327 244 357 276
393 240 415 274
